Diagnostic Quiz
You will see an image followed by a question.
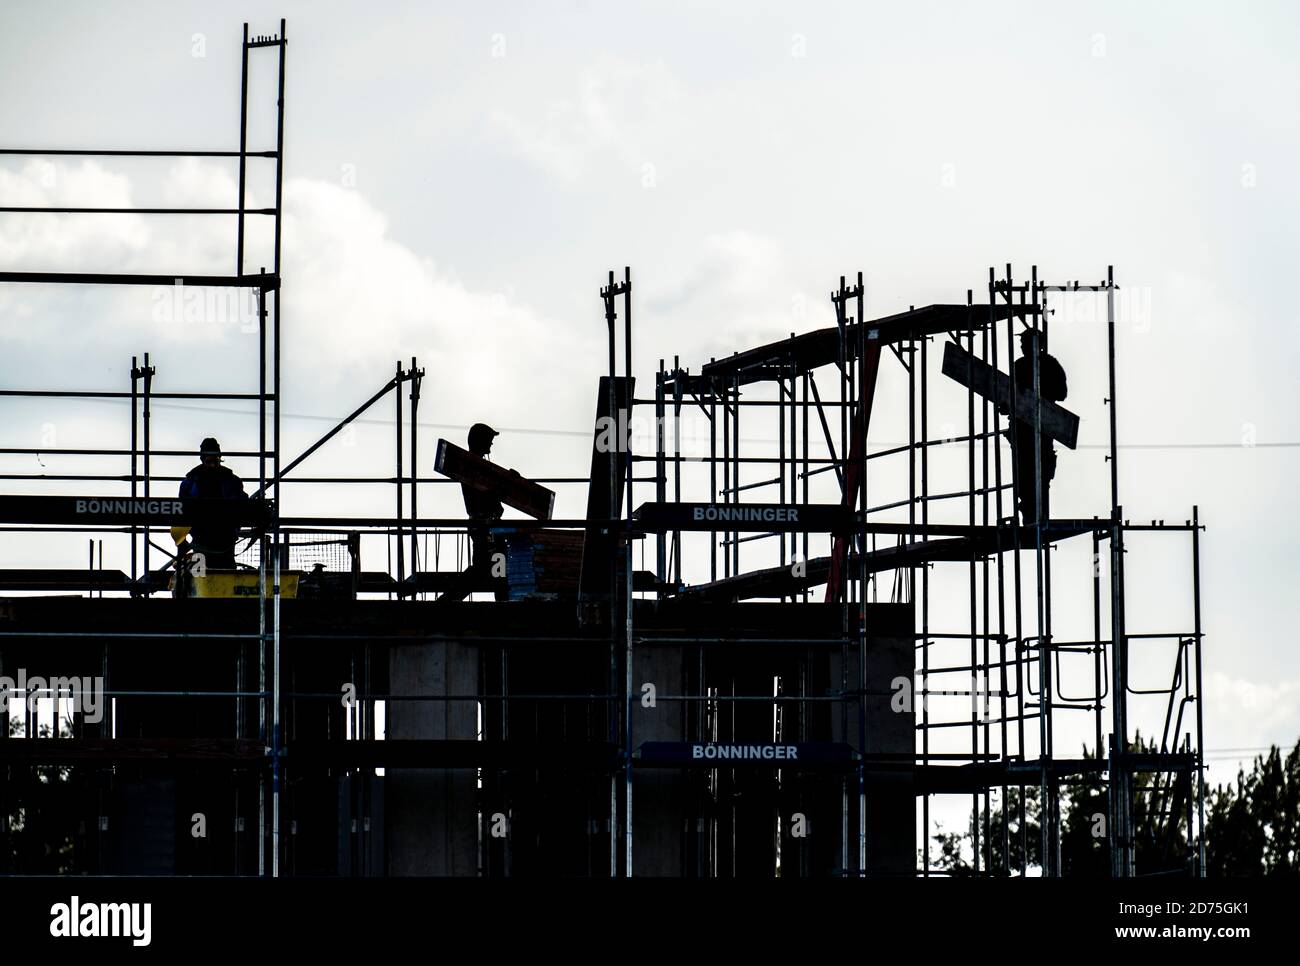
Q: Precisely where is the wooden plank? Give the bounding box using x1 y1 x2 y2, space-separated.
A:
434 439 555 520
826 337 883 602
0 569 130 591
680 521 1098 601
697 303 1040 387
504 529 583 598
941 341 1079 449
579 376 634 601
679 556 834 601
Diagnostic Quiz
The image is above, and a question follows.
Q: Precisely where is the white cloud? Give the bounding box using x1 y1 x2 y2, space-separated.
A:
1206 671 1300 740
1200 671 1300 784
278 176 581 420
0 160 149 276
644 229 809 361
0 159 575 404
0 158 593 525
486 54 683 183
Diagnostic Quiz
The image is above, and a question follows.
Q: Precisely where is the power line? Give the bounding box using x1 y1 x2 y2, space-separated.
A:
13 396 1299 452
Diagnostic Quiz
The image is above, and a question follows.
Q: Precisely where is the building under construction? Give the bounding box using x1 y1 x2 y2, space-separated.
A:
0 21 1207 877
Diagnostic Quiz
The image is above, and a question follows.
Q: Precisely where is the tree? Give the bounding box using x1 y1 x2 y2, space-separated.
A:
928 784 1040 876
926 735 1300 876
4 712 77 873
1205 741 1300 876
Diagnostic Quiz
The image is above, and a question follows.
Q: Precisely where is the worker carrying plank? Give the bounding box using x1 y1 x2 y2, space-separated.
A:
176 437 248 577
1007 329 1068 524
942 330 1076 525
459 423 509 601
434 423 556 601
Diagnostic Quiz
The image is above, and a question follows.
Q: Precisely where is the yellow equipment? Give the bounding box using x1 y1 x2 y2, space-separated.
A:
171 570 300 599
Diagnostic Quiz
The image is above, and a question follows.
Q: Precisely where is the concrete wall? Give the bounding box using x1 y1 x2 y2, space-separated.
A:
386 641 478 876
631 643 688 876
825 609 916 876
862 630 916 876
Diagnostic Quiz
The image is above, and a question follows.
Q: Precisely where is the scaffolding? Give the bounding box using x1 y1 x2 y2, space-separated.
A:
0 20 1205 878
644 268 1207 876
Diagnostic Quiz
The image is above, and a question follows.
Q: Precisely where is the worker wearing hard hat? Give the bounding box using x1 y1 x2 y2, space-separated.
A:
464 423 503 517
177 437 248 572
441 423 509 602
1008 330 1068 524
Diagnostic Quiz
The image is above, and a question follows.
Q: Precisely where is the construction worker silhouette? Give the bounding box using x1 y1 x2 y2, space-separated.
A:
178 437 248 572
1009 329 1067 524
442 423 509 601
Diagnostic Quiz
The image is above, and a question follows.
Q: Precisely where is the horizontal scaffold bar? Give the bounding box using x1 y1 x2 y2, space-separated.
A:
0 270 277 289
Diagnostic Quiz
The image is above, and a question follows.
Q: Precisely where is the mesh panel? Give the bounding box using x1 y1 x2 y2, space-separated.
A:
236 532 356 572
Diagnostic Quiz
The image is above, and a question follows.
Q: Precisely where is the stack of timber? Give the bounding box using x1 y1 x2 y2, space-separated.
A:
503 529 585 599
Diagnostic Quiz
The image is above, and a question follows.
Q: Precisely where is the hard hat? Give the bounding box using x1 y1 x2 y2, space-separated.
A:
468 423 499 454
200 437 224 459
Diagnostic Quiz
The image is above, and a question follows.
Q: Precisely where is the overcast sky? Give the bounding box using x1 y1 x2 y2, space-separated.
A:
2 0 1298 815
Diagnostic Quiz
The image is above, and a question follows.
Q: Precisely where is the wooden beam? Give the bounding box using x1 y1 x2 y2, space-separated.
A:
434 439 555 520
826 337 883 602
941 340 1079 449
0 569 130 591
579 376 634 602
696 303 1040 387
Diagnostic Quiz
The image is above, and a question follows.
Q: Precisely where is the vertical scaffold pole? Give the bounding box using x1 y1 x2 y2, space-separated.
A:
673 355 682 585
623 267 634 877
237 22 249 275
395 360 405 590
656 359 666 587
965 290 980 873
1030 264 1057 876
856 272 867 875
991 282 1009 874
272 516 281 877
272 20 286 503
142 353 152 579
1105 264 1133 877
919 313 930 875
258 281 267 499
130 356 138 589
1191 505 1206 875
410 357 422 586
602 271 618 878
998 267 1028 875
